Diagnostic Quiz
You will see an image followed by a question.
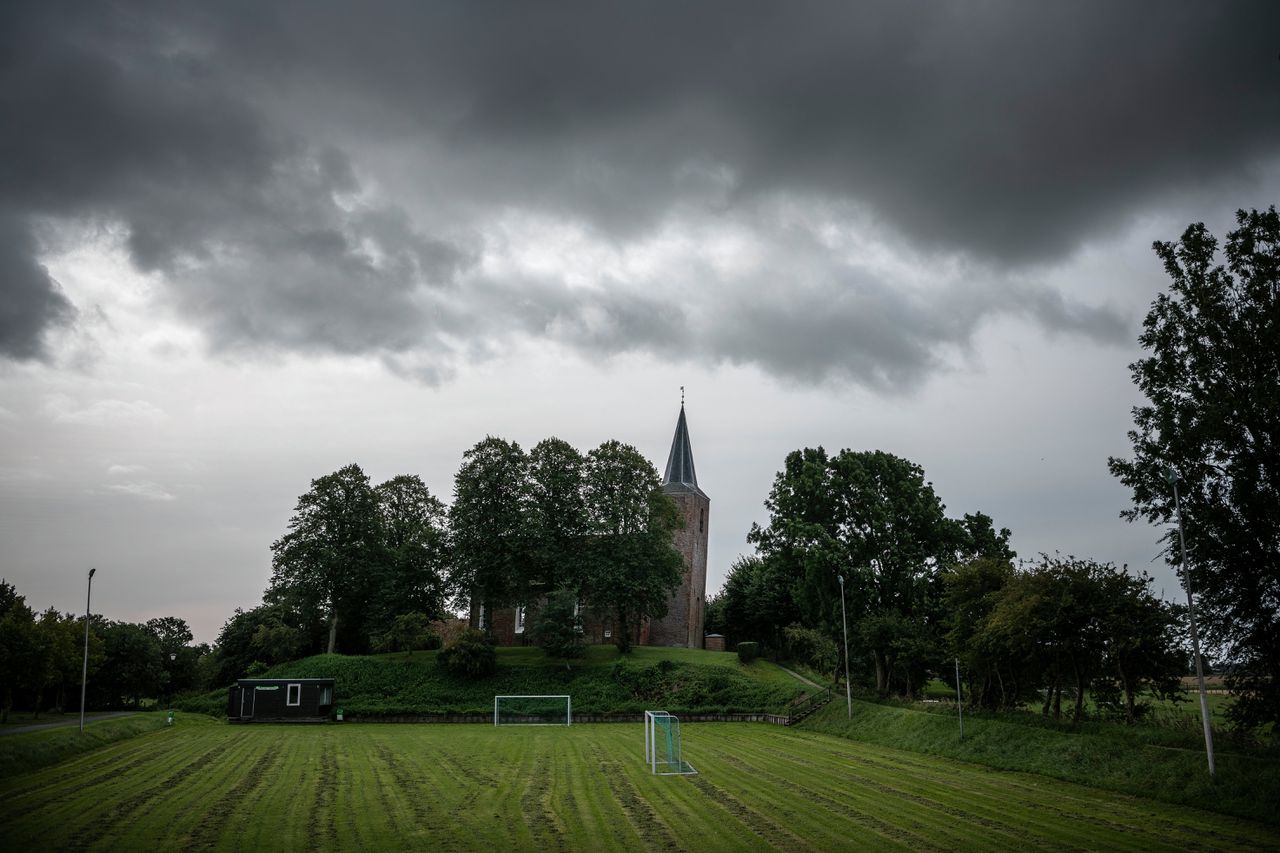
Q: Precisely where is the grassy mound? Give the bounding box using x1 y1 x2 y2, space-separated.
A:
800 698 1280 825
176 645 807 717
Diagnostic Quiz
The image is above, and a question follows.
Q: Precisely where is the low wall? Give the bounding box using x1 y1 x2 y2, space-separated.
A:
345 712 791 725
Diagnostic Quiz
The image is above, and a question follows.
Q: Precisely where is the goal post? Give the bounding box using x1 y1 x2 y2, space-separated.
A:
644 710 696 775
493 695 572 726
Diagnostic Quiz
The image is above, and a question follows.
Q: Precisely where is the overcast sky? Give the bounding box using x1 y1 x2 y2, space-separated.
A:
2 1 1277 643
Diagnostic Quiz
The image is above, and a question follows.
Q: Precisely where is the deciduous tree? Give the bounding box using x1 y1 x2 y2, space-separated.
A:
1108 208 1280 729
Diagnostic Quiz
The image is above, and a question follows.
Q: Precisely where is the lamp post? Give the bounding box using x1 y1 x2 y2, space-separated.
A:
838 574 851 719
79 568 95 734
1166 468 1215 776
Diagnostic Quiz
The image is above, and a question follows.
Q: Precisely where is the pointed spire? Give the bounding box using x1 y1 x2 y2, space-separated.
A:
662 401 699 490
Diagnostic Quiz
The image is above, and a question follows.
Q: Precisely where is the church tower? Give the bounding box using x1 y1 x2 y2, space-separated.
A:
645 402 710 647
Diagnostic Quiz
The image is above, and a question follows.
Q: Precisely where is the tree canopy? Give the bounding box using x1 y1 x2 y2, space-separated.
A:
1108 207 1280 728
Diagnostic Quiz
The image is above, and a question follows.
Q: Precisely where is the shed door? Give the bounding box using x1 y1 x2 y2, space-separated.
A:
241 686 255 718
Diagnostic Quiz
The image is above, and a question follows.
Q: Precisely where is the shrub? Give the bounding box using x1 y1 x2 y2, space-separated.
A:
737 642 759 663
534 590 585 659
783 624 838 675
374 613 438 655
437 629 497 677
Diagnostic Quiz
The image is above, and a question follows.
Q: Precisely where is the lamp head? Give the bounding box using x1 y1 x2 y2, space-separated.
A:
88 567 96 578
1163 467 1178 485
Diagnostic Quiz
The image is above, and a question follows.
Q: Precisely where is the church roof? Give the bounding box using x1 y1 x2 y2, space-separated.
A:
662 405 707 498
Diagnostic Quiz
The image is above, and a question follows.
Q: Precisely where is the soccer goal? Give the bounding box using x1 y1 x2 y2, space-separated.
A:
644 710 696 775
493 695 572 726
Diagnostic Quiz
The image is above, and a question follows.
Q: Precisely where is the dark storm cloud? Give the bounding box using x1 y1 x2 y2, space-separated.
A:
2 1 1275 383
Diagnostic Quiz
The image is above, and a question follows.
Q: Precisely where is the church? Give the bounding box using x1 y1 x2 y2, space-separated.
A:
473 404 711 648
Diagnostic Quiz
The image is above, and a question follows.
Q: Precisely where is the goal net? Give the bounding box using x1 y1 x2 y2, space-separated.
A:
644 711 696 775
493 695 572 726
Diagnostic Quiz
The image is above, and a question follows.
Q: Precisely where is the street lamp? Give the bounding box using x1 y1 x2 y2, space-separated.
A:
1165 468 1216 776
838 574 851 719
79 568 95 734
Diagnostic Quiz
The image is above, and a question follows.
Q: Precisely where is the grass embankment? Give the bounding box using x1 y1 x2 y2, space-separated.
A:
800 699 1280 825
3 721 1276 851
0 712 179 777
175 646 806 718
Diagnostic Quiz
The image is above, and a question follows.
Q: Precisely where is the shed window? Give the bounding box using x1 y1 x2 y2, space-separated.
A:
319 685 333 705
515 605 526 634
287 683 301 706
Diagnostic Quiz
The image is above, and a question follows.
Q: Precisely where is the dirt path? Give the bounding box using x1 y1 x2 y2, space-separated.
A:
0 712 137 736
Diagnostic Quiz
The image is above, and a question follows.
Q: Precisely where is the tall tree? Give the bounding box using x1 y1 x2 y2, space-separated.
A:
449 437 531 618
374 474 451 632
1108 207 1280 729
527 438 589 594
268 463 384 654
581 440 684 652
750 448 964 695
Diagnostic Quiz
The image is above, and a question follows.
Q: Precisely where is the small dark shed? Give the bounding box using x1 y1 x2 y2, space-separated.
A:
228 678 335 722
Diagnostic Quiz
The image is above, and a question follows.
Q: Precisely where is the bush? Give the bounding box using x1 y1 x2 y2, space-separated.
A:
782 624 838 675
737 642 759 663
534 590 585 659
437 629 497 677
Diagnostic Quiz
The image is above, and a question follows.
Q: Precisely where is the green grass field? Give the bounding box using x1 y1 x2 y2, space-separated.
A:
3 718 1277 851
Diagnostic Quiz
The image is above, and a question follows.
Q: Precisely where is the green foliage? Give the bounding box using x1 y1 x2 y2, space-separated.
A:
373 613 438 655
782 624 838 676
534 589 584 659
210 602 311 685
749 447 1003 696
437 629 497 678
1109 208 1280 730
449 437 532 612
581 440 684 652
736 642 759 663
372 475 451 635
268 463 385 654
175 647 806 717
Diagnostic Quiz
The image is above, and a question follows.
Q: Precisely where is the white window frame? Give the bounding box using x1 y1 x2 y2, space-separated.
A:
286 683 302 707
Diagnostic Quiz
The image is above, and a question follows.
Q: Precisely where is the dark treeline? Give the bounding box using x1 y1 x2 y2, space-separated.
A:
706 448 1187 724
0 580 207 718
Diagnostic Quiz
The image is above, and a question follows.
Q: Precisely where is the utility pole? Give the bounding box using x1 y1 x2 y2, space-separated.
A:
955 658 964 740
838 574 851 719
80 568 96 734
1167 469 1215 776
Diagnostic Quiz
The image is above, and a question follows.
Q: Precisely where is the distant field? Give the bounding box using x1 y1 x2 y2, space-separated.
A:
3 718 1276 851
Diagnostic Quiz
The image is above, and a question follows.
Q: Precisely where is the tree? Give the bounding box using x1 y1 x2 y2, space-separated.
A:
1108 208 1280 729
268 463 385 654
374 613 437 656
211 603 310 686
526 438 589 594
373 475 451 634
0 582 36 722
581 440 684 652
449 438 531 619
749 448 966 695
146 617 197 704
534 588 585 659
1093 570 1185 723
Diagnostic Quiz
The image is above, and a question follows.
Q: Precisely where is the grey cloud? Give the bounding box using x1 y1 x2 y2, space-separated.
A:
0 212 75 360
0 1 1271 386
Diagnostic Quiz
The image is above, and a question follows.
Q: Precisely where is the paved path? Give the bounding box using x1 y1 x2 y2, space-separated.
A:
0 712 137 736
775 664 825 690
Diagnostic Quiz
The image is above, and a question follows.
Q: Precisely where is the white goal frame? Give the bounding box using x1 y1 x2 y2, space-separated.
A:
493 694 572 726
644 710 696 775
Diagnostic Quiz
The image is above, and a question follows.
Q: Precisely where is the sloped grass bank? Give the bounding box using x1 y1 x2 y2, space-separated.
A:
0 712 181 777
800 699 1280 826
176 646 807 718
